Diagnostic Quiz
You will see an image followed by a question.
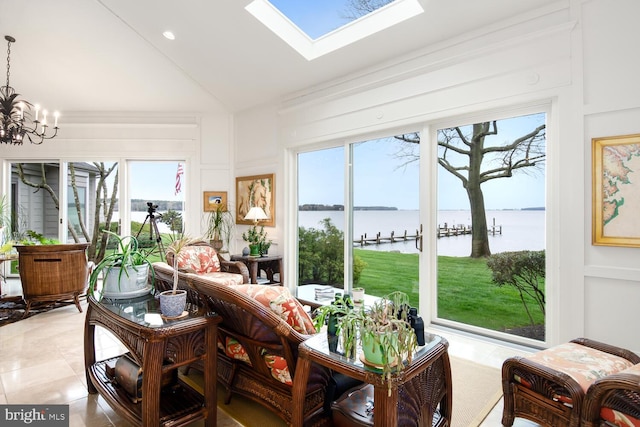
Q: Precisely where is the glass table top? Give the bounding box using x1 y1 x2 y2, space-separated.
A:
90 294 204 328
303 331 443 372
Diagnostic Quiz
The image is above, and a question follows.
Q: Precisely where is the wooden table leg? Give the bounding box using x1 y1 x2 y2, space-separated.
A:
373 384 398 427
291 350 312 426
142 341 164 427
204 318 217 427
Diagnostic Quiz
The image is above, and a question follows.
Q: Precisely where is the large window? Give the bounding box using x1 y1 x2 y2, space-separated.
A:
434 112 547 342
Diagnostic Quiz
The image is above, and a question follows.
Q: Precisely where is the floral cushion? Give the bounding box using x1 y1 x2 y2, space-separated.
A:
517 342 635 405
599 364 640 427
263 352 292 385
222 337 251 364
234 285 315 334
201 272 244 286
175 246 220 274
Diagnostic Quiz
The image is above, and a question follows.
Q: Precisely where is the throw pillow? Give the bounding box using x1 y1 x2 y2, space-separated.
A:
234 285 315 335
176 246 221 274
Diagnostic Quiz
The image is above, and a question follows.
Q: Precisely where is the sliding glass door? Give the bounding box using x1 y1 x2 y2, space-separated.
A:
297 132 421 305
435 112 547 342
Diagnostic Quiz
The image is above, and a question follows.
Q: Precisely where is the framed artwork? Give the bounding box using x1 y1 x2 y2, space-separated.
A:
236 173 275 226
203 191 227 212
592 133 640 247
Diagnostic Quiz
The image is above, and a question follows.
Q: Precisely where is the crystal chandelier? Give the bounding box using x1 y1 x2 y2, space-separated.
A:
0 35 59 145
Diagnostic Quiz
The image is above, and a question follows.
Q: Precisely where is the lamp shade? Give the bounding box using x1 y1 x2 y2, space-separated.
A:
244 206 268 221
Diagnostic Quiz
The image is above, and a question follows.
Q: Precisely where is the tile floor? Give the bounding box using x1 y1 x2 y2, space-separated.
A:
0 278 539 426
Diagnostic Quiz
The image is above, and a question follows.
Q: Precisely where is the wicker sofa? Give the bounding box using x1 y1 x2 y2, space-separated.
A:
153 256 333 425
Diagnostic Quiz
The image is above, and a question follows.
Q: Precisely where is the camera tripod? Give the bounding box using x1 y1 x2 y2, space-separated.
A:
136 203 165 259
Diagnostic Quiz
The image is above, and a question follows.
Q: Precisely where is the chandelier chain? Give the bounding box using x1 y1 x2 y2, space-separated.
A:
5 37 10 89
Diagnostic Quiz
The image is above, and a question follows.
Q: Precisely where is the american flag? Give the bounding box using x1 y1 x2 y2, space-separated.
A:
175 163 184 195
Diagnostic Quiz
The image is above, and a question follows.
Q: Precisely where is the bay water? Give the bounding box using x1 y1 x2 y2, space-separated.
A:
299 209 545 256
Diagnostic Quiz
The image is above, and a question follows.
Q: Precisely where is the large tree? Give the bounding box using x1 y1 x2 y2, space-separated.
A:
397 120 546 257
16 162 119 263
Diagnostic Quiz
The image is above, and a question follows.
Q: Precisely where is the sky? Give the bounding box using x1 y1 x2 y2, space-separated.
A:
268 0 387 39
298 113 546 211
129 161 184 202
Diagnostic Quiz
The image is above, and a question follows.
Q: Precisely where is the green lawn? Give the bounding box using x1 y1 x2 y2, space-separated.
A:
355 249 545 333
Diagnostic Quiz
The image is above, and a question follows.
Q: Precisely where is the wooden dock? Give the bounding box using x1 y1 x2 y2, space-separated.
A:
353 230 419 246
353 219 502 247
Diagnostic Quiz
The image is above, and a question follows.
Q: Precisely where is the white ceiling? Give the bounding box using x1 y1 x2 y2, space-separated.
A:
1 0 561 116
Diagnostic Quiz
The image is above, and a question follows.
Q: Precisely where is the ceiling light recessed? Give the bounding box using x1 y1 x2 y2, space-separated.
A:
162 31 176 40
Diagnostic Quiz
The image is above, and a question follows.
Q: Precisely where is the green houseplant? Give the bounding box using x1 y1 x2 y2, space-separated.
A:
159 236 200 317
242 225 269 257
315 291 418 394
89 231 154 300
204 203 234 253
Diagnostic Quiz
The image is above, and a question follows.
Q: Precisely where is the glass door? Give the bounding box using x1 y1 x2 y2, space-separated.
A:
351 135 420 307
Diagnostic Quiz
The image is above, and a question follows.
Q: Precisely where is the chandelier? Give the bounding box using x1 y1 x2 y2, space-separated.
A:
0 35 59 145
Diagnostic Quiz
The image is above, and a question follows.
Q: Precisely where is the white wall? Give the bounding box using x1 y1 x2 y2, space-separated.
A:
233 0 640 352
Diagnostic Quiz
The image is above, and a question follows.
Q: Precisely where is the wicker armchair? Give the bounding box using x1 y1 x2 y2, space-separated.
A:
582 364 640 427
502 338 640 427
164 240 250 285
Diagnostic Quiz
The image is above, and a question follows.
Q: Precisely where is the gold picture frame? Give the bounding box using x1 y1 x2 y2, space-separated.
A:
592 133 640 247
203 191 227 212
236 174 275 226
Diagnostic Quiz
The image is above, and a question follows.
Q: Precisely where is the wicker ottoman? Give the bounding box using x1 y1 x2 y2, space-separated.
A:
502 338 640 427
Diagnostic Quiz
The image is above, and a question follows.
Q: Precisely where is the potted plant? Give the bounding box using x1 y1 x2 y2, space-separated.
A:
159 236 200 317
242 225 267 257
89 231 154 300
315 291 418 394
204 203 234 253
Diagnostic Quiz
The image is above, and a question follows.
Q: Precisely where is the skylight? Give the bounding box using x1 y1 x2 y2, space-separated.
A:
246 0 424 61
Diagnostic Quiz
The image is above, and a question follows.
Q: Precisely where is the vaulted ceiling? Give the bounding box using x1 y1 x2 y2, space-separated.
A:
1 0 561 116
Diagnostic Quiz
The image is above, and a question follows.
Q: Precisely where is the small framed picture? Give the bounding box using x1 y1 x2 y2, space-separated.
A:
203 191 227 212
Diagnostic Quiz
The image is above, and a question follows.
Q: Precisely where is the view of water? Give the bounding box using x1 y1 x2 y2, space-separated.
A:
299 209 545 256
127 209 545 257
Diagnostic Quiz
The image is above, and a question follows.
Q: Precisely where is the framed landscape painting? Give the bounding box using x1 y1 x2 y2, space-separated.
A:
592 134 640 247
203 191 227 212
236 173 275 226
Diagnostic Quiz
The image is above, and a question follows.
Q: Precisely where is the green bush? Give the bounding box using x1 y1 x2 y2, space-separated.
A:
298 218 367 286
486 250 545 327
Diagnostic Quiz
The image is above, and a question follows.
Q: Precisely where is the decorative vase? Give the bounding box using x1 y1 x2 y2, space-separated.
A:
159 289 187 318
249 244 260 256
242 247 250 256
102 264 151 299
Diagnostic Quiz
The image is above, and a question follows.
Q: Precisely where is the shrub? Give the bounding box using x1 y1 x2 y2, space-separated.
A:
298 218 367 286
486 250 545 327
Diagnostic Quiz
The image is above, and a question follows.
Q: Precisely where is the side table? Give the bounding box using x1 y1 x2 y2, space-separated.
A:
291 333 452 427
230 254 283 285
84 294 221 427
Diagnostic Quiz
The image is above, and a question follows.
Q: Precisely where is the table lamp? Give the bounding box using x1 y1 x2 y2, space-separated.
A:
243 207 268 225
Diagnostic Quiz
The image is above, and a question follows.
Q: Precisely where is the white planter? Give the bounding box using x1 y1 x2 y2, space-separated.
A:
102 264 151 299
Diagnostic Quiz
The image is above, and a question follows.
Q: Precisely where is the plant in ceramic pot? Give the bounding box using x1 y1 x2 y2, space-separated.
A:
89 231 154 300
316 291 418 395
160 236 200 317
242 225 267 257
204 203 234 253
